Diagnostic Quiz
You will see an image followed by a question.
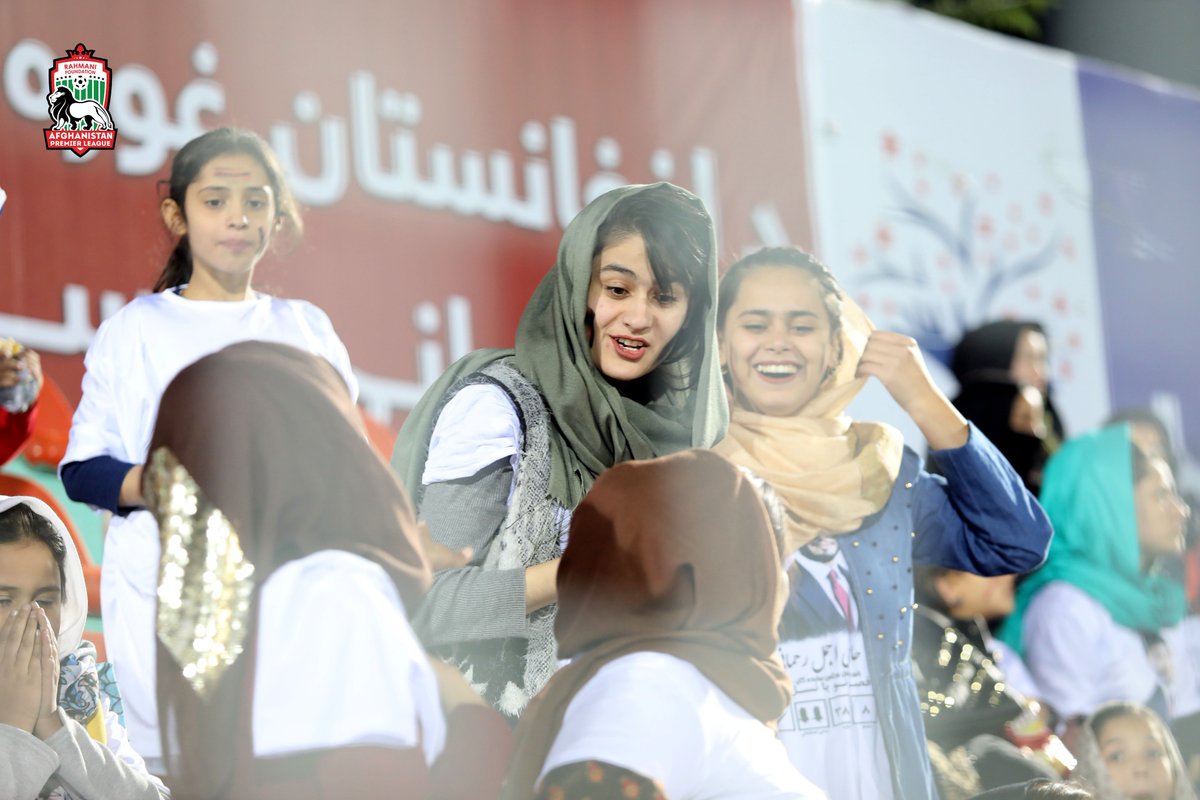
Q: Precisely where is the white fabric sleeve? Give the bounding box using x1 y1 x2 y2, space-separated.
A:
0 723 58 800
1022 582 1155 721
42 710 169 800
1164 615 1200 719
422 384 521 485
539 653 706 798
253 551 446 765
299 303 359 403
100 705 167 794
60 314 134 472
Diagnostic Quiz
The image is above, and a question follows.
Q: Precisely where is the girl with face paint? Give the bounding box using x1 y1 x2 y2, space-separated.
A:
58 128 358 768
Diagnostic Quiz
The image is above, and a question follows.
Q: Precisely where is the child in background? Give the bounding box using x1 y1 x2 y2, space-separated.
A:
0 495 167 800
1072 702 1196 800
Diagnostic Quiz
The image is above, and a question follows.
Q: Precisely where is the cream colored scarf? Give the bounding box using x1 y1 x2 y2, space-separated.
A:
714 290 903 552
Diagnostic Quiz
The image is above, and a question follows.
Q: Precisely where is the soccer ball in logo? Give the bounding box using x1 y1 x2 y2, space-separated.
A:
73 75 89 93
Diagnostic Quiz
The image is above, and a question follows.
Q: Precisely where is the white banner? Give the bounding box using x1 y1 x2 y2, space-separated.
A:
797 0 1110 445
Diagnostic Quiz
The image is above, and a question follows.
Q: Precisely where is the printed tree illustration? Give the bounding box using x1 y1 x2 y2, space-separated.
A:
846 131 1080 373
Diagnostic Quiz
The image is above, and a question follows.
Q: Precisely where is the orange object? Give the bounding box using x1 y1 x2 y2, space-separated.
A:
82 629 107 662
0 473 102 616
358 407 398 461
22 376 73 469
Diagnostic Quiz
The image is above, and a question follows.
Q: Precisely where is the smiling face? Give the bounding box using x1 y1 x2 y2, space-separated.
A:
0 538 63 636
720 266 836 417
586 234 689 383
163 151 277 287
1097 713 1175 800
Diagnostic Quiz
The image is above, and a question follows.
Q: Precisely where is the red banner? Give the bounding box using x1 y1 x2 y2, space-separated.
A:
1 0 813 428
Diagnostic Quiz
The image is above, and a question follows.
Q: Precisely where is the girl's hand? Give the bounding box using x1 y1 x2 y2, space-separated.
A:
857 331 968 450
19 349 42 396
416 521 472 572
856 331 939 410
427 655 487 714
0 605 45 732
33 605 62 739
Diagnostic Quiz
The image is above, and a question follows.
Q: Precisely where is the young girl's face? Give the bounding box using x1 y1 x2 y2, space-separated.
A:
170 152 277 284
720 267 835 417
0 538 62 636
1097 713 1175 800
586 234 689 383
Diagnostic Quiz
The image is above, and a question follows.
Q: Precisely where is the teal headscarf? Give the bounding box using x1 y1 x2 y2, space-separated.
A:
391 182 727 509
999 424 1186 656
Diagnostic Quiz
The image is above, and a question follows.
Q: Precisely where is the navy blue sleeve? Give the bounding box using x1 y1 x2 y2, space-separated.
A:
60 455 139 515
911 423 1052 575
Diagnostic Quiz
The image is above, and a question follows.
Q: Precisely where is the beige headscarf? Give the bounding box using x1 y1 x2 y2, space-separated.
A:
714 260 903 553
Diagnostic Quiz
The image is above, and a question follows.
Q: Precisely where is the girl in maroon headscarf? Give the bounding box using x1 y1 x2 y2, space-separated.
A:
144 341 509 800
504 449 823 799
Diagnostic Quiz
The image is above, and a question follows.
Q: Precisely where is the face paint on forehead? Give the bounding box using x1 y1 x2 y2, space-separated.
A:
213 168 253 178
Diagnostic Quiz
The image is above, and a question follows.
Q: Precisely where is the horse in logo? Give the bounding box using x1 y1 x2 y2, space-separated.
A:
46 86 114 131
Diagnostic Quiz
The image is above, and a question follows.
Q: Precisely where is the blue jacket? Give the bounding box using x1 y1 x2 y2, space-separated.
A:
780 424 1052 799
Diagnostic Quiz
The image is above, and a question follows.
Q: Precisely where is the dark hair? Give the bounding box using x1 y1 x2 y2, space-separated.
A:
717 246 846 372
153 128 303 292
0 503 67 601
593 184 713 386
913 564 952 610
1089 701 1162 743
951 320 1047 384
1022 779 1094 799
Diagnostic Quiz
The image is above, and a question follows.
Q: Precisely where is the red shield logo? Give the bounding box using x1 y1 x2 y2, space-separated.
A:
44 43 118 157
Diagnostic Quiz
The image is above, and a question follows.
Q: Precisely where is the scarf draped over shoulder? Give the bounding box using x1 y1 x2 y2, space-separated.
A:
715 281 902 553
999 424 1187 657
392 182 727 509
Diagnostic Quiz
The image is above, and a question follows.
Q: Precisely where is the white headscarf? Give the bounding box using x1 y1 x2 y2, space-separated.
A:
0 495 88 654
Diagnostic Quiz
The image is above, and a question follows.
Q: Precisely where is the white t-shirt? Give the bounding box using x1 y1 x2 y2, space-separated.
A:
540 651 824 800
1022 581 1165 721
61 289 357 761
1162 614 1200 719
423 384 521 486
253 551 446 764
774 550 893 800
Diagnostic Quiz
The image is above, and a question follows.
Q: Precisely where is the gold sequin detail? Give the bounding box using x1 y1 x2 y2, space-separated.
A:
146 447 256 697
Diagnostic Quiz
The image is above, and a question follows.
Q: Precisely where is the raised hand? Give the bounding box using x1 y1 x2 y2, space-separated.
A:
856 331 968 450
0 605 45 733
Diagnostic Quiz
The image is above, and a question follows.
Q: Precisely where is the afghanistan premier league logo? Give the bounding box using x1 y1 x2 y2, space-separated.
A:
44 43 118 157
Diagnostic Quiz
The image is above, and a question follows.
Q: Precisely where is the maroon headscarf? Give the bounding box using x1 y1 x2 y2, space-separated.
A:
145 341 430 799
503 449 791 799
